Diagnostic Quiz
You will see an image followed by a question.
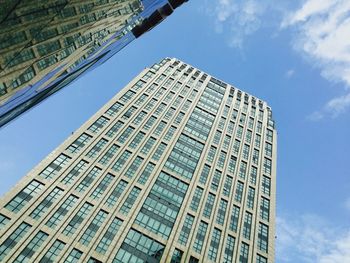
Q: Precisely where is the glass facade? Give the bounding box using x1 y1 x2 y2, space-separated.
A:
0 58 276 262
0 0 189 127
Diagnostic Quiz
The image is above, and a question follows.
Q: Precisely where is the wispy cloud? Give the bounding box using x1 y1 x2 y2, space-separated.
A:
285 69 295 78
206 0 350 118
283 0 350 119
277 213 350 263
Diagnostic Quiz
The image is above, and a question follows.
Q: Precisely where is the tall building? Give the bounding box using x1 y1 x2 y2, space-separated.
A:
0 0 188 128
0 58 276 263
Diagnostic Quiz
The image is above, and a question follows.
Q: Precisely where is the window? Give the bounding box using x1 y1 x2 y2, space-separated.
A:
88 116 109 133
143 116 157 130
113 229 164 263
207 146 216 163
13 231 48 263
228 156 237 174
190 187 203 212
125 156 143 178
258 223 269 253
262 176 271 196
233 139 240 156
253 149 259 165
239 243 249 263
265 142 273 157
0 214 10 230
6 180 44 213
86 139 108 158
119 90 136 103
164 126 176 141
95 217 123 254
90 174 115 199
117 126 135 144
260 197 270 221
129 131 145 149
178 214 194 245
105 180 128 207
255 134 261 148
257 254 268 263
199 164 210 184
227 121 234 134
266 129 273 142
171 249 183 263
65 248 82 263
216 199 228 225
63 202 93 236
224 235 235 263
152 142 167 161
155 103 166 116
30 187 63 220
39 240 65 262
264 158 272 175
193 221 208 253
75 167 101 192
235 181 244 203
250 166 257 185
154 121 167 136
66 133 91 153
239 161 247 179
137 162 155 185
98 144 120 165
223 135 231 151
106 121 123 138
112 150 131 172
144 98 157 111
211 170 222 191
39 154 70 179
208 228 221 261
0 222 31 261
105 102 123 116
119 187 141 215
141 137 157 155
242 144 250 159
247 187 255 209
135 94 148 106
122 106 137 120
230 205 240 232
203 193 215 218
164 107 176 120
61 160 88 185
46 195 78 229
80 210 108 246
237 126 243 139
243 212 253 239
217 151 226 169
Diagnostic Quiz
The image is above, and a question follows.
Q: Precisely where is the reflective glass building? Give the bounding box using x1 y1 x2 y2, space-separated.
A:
0 0 188 127
0 58 277 262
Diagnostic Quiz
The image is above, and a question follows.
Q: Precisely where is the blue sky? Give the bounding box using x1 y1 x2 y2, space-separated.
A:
1 0 350 262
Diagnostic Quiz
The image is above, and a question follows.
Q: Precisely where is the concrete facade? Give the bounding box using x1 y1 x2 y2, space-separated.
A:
0 58 277 263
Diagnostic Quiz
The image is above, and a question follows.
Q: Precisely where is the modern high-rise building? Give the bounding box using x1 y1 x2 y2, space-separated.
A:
0 0 188 127
0 58 276 263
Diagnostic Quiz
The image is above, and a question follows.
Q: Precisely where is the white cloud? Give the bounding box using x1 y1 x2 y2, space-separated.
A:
277 214 350 263
207 0 272 48
285 69 295 78
282 0 350 118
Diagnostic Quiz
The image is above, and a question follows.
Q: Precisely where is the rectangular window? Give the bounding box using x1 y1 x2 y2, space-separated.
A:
193 221 208 253
88 116 109 133
257 254 268 263
154 121 167 136
39 239 65 263
264 158 272 175
135 94 148 106
203 193 215 218
171 248 183 263
258 223 269 253
216 199 228 225
233 139 240 156
137 162 155 185
190 187 203 212
0 214 10 231
213 130 222 144
239 161 247 179
30 187 63 220
39 154 70 179
143 116 157 130
129 131 145 149
260 197 270 221
266 129 273 142
152 142 167 161
0 222 31 261
250 166 257 185
46 195 78 229
207 146 216 163
228 156 237 174
13 231 48 263
164 126 176 141
243 212 253 239
86 138 108 158
95 217 123 254
141 137 157 155
178 214 194 245
242 144 250 159
224 235 236 263
199 164 211 184
217 151 226 169
65 248 82 263
66 133 91 153
125 156 143 178
105 180 128 207
247 187 255 209
119 187 141 215
230 205 240 232
222 175 233 197
117 126 135 144
6 180 44 213
105 102 123 116
265 142 273 157
90 173 115 199
239 243 249 263
61 160 88 185
106 121 123 138
211 170 222 191
235 181 244 203
262 176 271 196
208 228 221 261
111 150 131 172
79 211 108 246
122 106 137 120
63 202 93 236
75 167 101 192
98 144 120 165
119 90 136 103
